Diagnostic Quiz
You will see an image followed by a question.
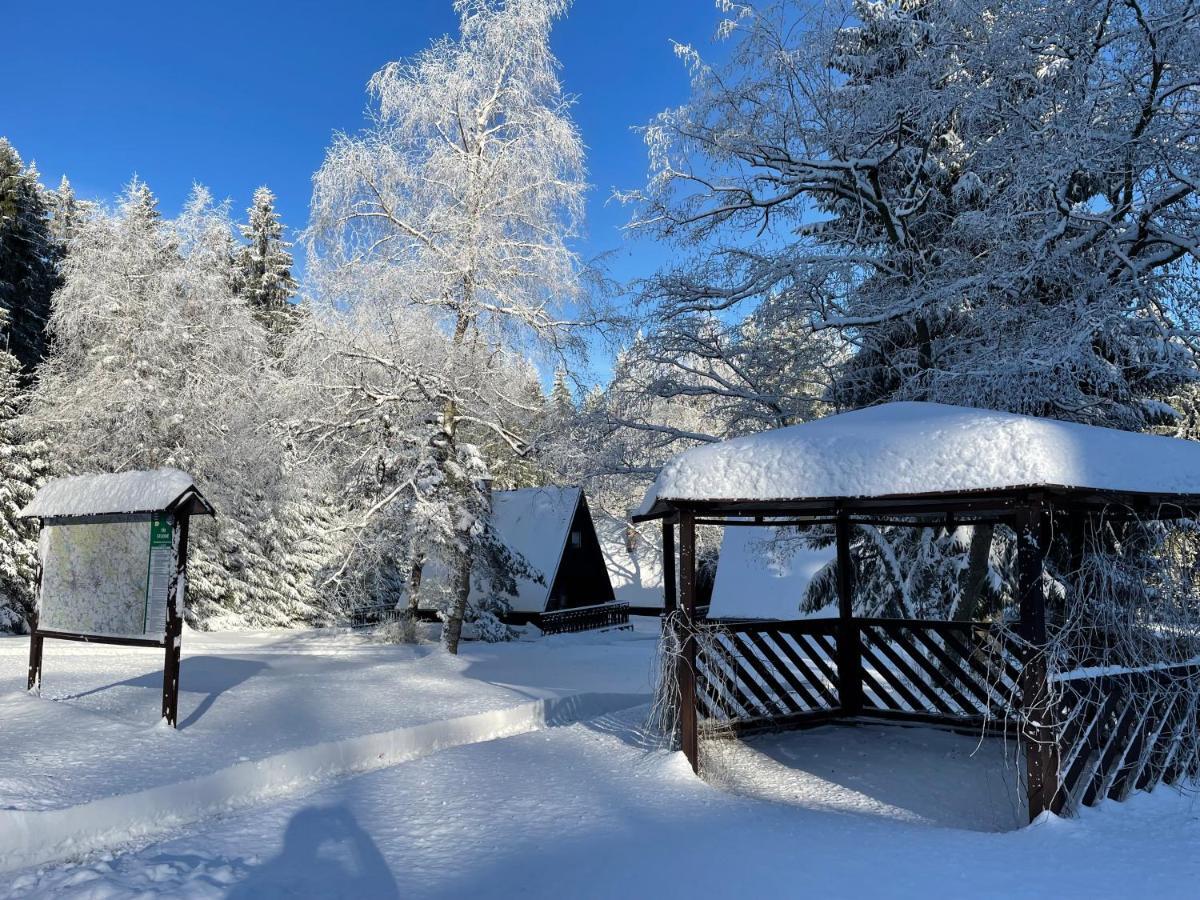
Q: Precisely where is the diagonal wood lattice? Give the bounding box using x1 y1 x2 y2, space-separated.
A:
1049 666 1200 815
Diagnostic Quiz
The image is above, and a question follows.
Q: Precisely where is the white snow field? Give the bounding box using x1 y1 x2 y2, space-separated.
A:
3 623 1200 898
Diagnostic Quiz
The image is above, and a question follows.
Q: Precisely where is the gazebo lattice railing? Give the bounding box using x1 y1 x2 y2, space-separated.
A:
637 402 1200 824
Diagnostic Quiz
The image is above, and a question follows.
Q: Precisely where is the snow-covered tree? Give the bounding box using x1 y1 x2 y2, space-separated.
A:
46 175 87 247
626 0 1200 620
0 312 47 632
29 181 339 628
0 138 59 374
236 186 298 336
632 0 1200 427
307 0 587 652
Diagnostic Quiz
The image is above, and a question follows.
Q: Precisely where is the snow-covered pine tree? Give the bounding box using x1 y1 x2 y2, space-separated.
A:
308 0 587 653
236 186 298 337
29 181 340 628
0 138 59 374
0 312 47 632
46 176 87 248
550 369 574 420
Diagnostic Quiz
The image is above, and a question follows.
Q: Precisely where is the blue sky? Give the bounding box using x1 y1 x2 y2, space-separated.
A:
3 1 729 377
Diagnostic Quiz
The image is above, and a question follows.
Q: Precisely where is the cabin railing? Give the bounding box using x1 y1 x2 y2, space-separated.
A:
540 602 630 635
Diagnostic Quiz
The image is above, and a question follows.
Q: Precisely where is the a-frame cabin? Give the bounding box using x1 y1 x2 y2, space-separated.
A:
484 487 616 628
419 486 622 632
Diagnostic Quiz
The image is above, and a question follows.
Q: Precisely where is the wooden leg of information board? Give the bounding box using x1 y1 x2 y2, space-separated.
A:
161 515 188 727
27 631 43 691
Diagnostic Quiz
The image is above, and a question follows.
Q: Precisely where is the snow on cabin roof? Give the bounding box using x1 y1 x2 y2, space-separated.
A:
596 514 664 609
475 486 583 613
637 402 1200 515
20 468 212 519
708 526 836 620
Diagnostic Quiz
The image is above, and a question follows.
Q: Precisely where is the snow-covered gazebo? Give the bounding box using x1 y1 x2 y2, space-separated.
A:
634 402 1200 821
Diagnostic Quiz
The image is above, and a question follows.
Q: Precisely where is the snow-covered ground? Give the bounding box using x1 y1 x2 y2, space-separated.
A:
3 622 1199 898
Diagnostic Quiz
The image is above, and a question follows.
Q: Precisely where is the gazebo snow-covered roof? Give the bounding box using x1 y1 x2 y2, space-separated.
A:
635 402 1200 521
20 468 215 520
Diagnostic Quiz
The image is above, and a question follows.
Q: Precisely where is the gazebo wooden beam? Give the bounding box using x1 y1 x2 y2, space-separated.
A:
1015 501 1059 821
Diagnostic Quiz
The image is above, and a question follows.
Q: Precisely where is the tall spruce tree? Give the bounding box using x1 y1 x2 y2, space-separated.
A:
0 311 47 632
0 139 59 373
236 186 298 335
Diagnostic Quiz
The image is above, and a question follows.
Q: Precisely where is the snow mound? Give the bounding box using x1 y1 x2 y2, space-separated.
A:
639 402 1200 513
21 469 199 518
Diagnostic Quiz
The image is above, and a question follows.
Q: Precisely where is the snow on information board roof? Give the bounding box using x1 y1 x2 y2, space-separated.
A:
638 401 1200 514
708 526 836 620
21 468 201 518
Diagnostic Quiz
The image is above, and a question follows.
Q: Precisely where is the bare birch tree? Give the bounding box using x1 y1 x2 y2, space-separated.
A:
307 0 587 652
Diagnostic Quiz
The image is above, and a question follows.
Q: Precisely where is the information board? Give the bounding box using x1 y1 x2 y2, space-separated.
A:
38 514 174 640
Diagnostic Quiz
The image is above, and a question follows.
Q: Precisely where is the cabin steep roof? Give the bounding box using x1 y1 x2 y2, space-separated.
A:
636 402 1200 518
478 486 583 613
20 468 214 519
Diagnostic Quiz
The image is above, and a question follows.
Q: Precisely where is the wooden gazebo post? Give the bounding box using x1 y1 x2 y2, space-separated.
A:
662 515 677 614
835 510 863 716
677 509 700 772
1016 500 1059 820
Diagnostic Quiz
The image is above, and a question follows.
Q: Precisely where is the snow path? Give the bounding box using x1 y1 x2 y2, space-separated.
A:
0 624 660 812
7 708 1200 899
0 691 647 874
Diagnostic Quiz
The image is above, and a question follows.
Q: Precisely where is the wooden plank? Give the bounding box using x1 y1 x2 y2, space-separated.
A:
1082 692 1139 807
34 630 166 648
730 631 807 714
700 633 766 720
857 637 927 713
858 626 960 716
725 632 792 716
729 708 842 738
161 513 187 727
791 631 840 691
903 624 996 713
938 627 1016 710
662 518 677 614
769 632 839 708
26 632 43 691
1134 688 1182 791
744 630 824 711
870 623 982 716
677 511 699 771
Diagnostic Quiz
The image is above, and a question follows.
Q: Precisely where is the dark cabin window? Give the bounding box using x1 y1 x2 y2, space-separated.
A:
570 530 582 549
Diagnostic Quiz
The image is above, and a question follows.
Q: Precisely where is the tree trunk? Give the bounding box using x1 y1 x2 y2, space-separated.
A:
441 539 472 654
956 523 994 621
405 552 425 617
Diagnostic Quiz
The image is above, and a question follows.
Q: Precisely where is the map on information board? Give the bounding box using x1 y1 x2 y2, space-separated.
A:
38 516 174 640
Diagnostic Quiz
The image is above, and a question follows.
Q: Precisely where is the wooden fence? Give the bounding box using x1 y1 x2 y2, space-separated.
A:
695 620 840 731
696 618 1025 735
1049 663 1200 815
689 617 1200 819
539 602 630 635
